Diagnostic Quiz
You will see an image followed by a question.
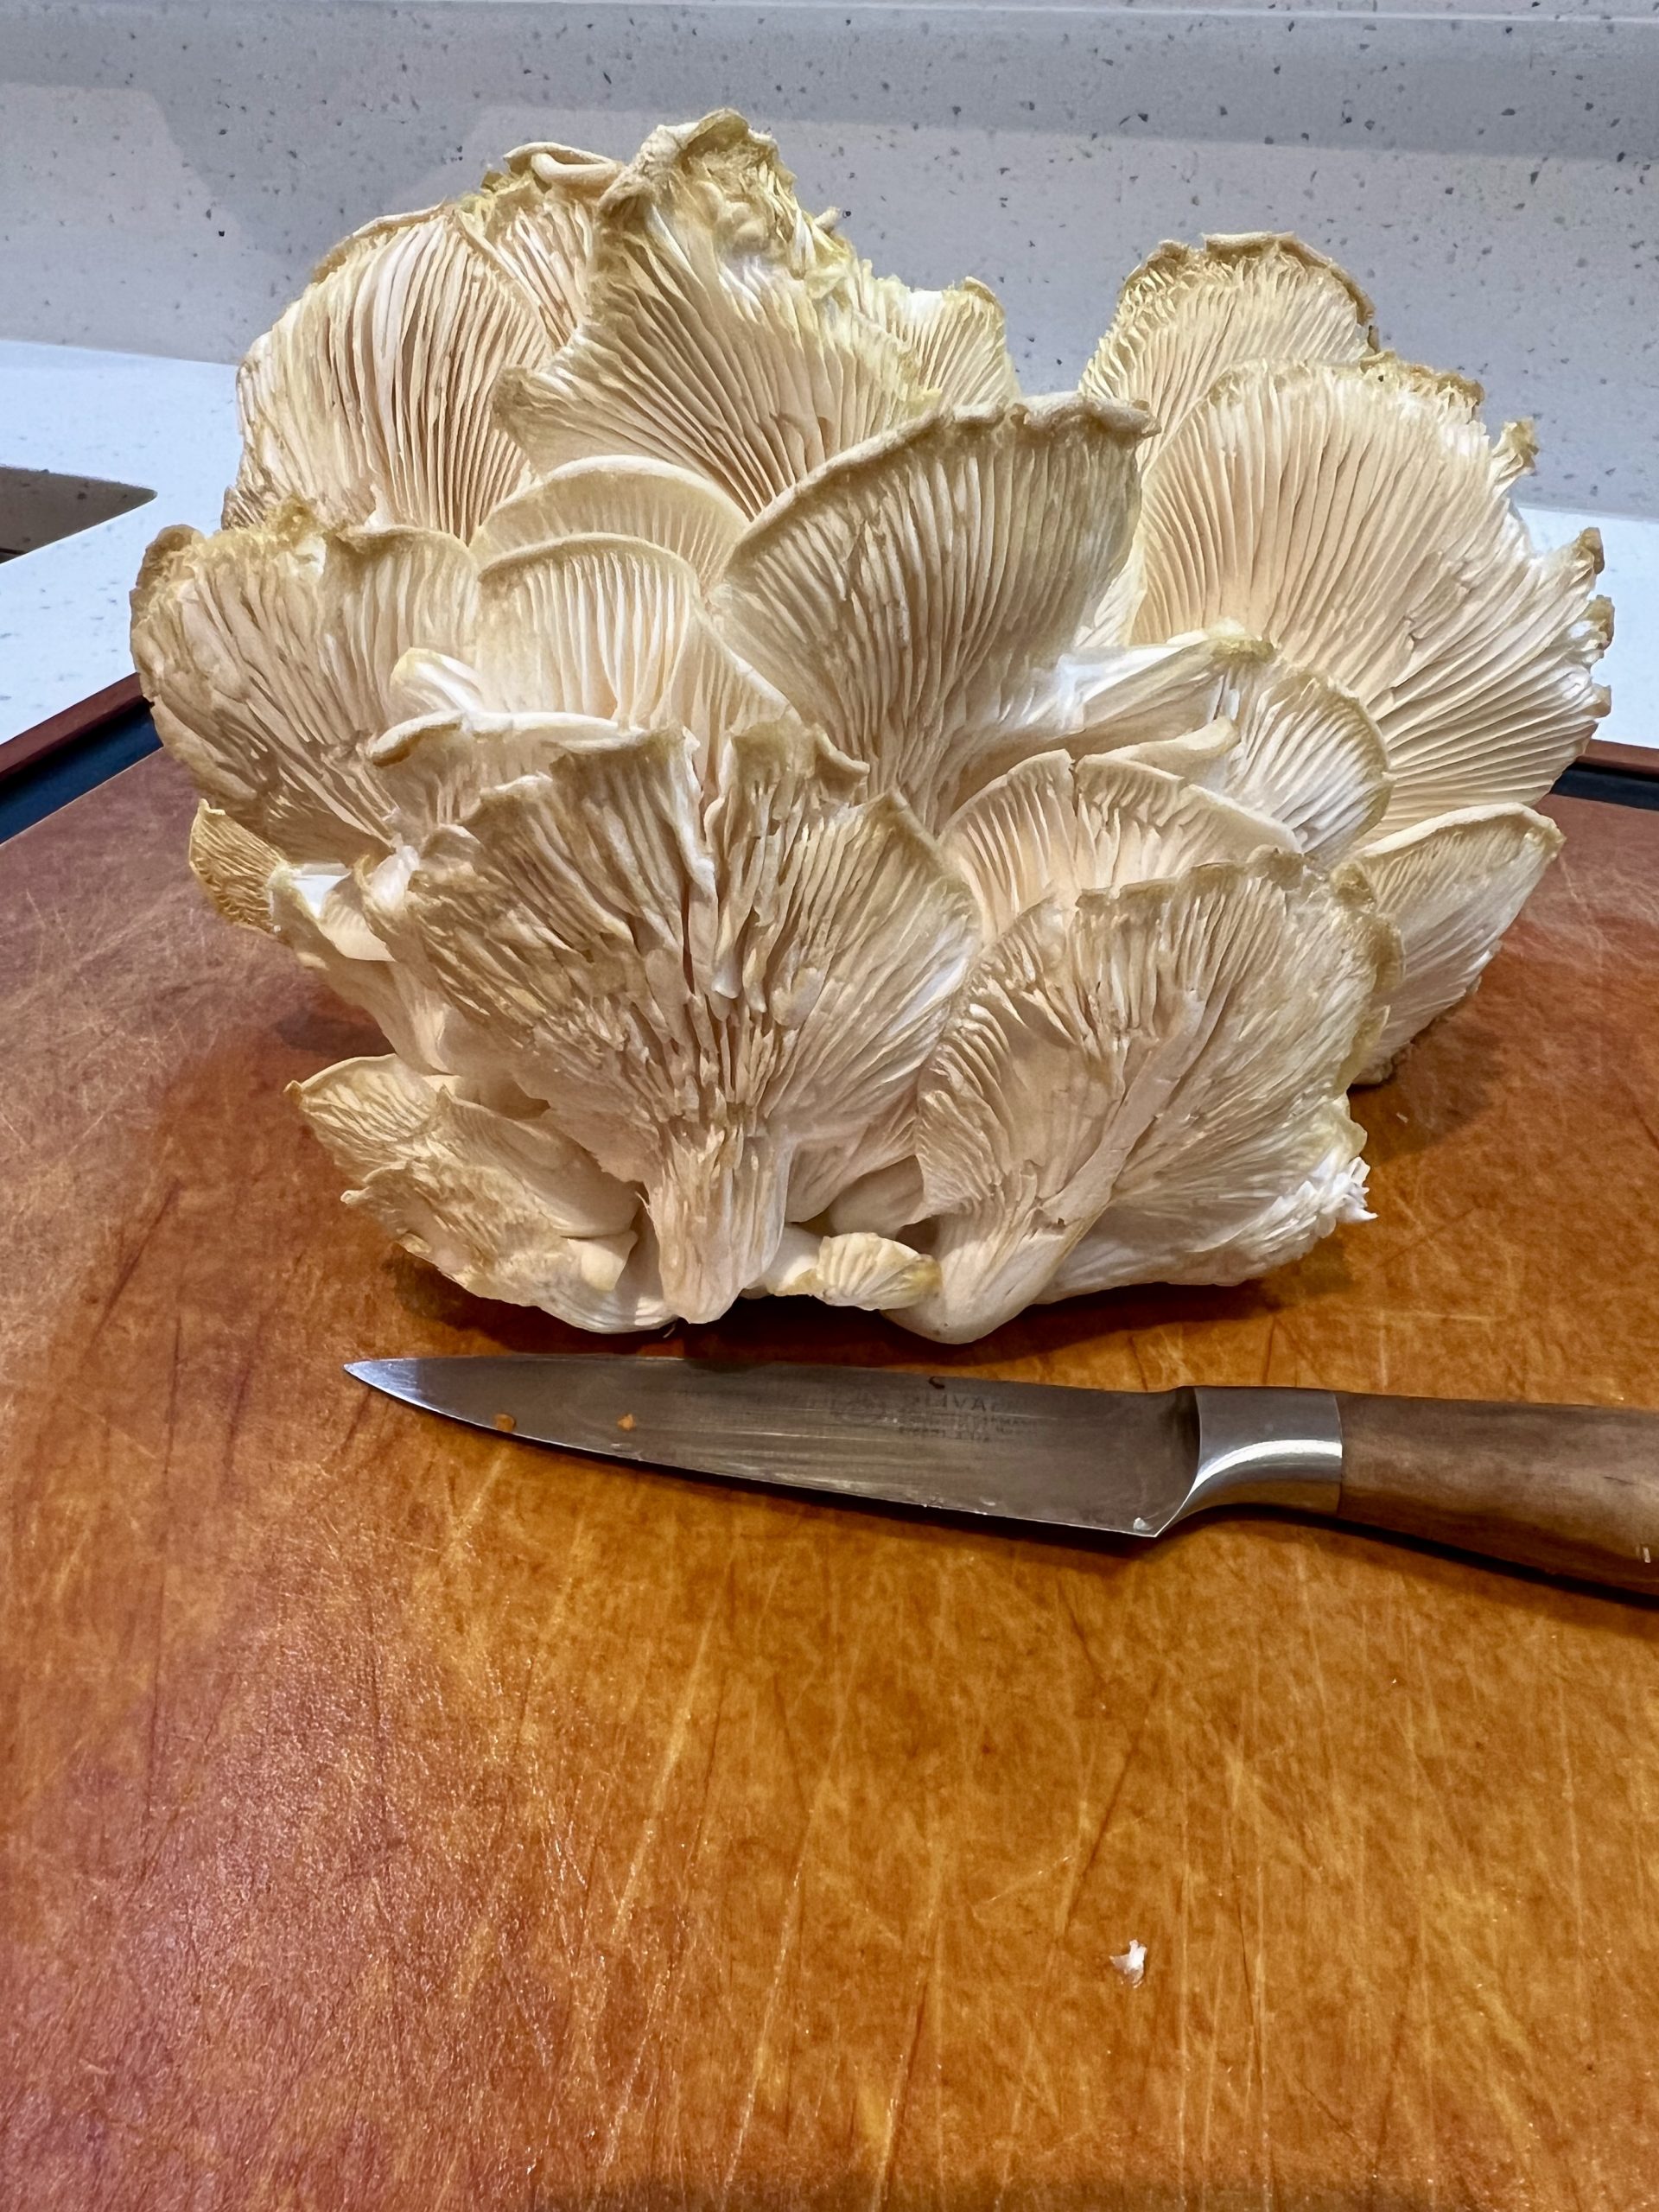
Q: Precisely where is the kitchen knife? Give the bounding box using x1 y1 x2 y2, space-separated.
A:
347 1357 1659 1596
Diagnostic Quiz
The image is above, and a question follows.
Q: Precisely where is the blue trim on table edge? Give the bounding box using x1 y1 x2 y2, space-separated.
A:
0 708 1655 849
0 707 160 846
1553 760 1659 812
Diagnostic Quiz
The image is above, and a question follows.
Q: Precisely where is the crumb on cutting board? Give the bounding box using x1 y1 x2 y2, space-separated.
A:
493 1413 517 1433
1109 1940 1147 1989
618 1413 636 1432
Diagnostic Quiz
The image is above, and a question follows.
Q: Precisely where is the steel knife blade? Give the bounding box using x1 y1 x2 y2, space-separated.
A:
346 1356 1659 1593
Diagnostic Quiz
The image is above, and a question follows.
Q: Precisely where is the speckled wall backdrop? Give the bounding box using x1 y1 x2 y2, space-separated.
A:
0 0 1654 511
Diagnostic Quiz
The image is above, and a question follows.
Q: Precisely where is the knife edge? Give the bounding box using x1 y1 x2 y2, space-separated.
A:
346 1357 1343 1541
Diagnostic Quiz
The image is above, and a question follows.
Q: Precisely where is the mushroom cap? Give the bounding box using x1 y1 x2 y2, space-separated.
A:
130 117 1608 1337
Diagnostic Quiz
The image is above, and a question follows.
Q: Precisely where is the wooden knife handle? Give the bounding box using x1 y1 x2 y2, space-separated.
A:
1335 1395 1659 1594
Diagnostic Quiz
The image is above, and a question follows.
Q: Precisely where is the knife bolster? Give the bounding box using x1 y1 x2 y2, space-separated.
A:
1181 1388 1344 1522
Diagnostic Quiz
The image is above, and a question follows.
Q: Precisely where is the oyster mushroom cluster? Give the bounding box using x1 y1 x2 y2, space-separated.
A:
133 111 1611 1342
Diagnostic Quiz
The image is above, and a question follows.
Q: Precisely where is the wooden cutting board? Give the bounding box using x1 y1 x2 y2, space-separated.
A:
3 753 1658 2211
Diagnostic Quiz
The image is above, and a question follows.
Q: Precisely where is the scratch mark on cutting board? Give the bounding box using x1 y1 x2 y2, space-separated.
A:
1058 1583 1113 1706
1250 1852 1274 2198
1170 1788 1192 2197
1365 1927 1422 2204
990 1660 1164 2209
86 1180 181 1345
719 1607 874 2205
1259 1316 1280 1385
137 1313 185 1876
1198 1681 1253 2189
556 1558 741 2183
607 1561 729 1948
1552 1646 1603 2212
1060 1665 1166 1942
435 1452 511 1569
868 1903 938 2212
590 1669 734 2189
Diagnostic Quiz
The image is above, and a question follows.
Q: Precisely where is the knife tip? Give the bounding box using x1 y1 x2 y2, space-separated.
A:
346 1357 436 1406
346 1358 399 1389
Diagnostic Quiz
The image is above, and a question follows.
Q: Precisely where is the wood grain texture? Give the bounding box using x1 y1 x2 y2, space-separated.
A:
1580 737 1659 780
3 755 1658 2211
1336 1395 1659 1592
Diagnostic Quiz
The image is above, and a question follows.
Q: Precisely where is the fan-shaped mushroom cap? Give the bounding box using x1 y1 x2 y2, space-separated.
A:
1219 660 1394 864
133 493 797 888
963 639 1391 874
471 535 791 741
225 144 618 537
1130 356 1610 828
495 111 1017 517
982 637 1393 870
366 709 628 846
714 397 1149 828
296 1055 665 1328
1346 804 1563 1083
397 721 978 1323
753 1226 940 1310
1083 232 1376 458
901 849 1389 1342
132 507 477 868
942 749 1295 943
1045 1104 1371 1301
187 803 282 932
130 127 1612 1341
470 456 748 588
850 267 1020 411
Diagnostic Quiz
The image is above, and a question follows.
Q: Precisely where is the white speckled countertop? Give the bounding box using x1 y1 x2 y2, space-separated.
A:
0 0 1652 753
0 341 239 749
3 2 1655 497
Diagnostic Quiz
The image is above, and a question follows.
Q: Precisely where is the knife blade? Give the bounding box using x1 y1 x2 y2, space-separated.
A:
346 1357 1659 1596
